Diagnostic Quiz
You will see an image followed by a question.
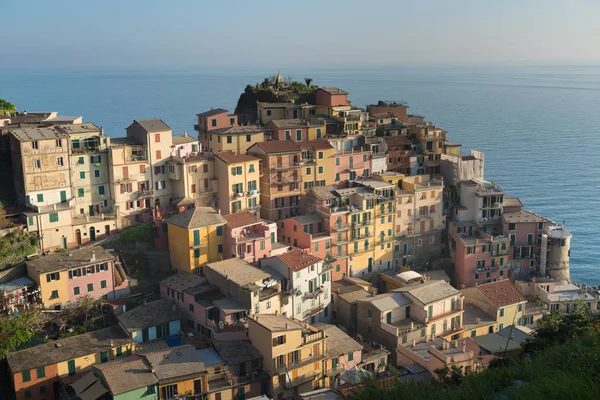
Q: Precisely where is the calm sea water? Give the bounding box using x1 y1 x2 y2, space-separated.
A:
1 66 598 284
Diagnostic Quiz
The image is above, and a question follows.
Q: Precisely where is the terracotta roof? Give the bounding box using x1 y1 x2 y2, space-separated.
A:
197 108 228 117
275 248 322 272
299 139 333 150
215 151 258 165
383 135 411 147
223 210 261 229
251 140 301 154
94 355 158 395
318 87 348 95
476 280 526 308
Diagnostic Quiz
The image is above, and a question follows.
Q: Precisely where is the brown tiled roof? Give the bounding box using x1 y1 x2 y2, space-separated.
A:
383 136 411 147
476 280 526 308
223 211 261 229
299 139 333 150
215 151 258 165
197 108 228 117
275 248 322 272
253 140 301 154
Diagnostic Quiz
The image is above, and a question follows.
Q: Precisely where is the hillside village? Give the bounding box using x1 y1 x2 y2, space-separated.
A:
0 76 596 400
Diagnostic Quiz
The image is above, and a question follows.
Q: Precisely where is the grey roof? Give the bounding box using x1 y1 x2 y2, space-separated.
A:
7 325 130 373
269 119 311 129
160 271 206 292
251 314 306 332
502 210 550 224
319 87 348 95
338 287 372 304
462 304 495 330
215 341 262 365
172 135 198 145
214 297 247 313
68 372 108 399
94 355 158 395
312 324 363 358
197 108 228 117
109 136 142 146
394 280 459 305
144 345 206 384
117 299 181 333
472 326 530 354
26 246 115 274
310 185 338 200
206 258 271 287
9 126 70 142
132 119 171 132
197 347 224 366
368 292 411 311
165 207 227 229
55 123 101 135
0 276 35 293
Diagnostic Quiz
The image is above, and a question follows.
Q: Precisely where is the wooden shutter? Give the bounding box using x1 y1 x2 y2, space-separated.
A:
128 183 133 192
120 184 124 194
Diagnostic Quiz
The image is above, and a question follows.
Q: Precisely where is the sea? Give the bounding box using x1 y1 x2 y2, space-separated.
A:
1 65 598 285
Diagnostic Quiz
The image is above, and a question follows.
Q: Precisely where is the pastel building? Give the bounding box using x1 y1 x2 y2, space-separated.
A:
247 314 327 398
7 326 131 400
167 152 217 209
462 280 526 331
171 131 200 157
223 211 279 264
247 140 303 221
206 125 267 155
215 151 261 216
312 323 363 387
93 355 159 400
196 108 238 151
117 299 182 344
266 119 325 142
277 215 332 261
299 139 335 193
261 249 332 324
25 247 128 307
164 206 227 273
314 88 349 108
332 150 371 184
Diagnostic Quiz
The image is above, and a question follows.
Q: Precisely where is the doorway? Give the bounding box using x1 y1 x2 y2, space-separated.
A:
89 227 96 241
75 229 82 245
61 237 67 249
105 225 110 237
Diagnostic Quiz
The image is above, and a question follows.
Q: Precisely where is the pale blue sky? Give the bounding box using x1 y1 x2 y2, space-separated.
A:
2 0 599 68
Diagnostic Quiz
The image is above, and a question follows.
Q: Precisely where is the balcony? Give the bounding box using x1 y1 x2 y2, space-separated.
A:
235 231 268 244
321 205 350 215
351 231 375 240
194 124 200 131
279 372 319 390
135 189 153 199
116 175 137 184
274 354 325 375
207 318 248 333
303 303 325 319
272 176 301 185
271 162 301 171
127 152 148 162
325 366 346 377
524 302 547 316
302 329 325 345
303 287 324 300
331 223 349 231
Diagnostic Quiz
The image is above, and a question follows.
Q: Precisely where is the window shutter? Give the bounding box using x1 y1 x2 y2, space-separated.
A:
138 182 141 191
46 274 51 283
128 183 133 192
120 184 124 194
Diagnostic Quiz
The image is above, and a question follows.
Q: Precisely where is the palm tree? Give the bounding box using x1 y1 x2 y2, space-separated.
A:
304 77 313 87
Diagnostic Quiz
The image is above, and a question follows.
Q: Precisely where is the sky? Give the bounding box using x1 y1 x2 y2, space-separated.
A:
2 0 599 68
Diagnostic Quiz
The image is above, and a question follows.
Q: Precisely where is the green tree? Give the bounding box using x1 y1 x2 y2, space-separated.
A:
304 77 313 87
0 99 16 114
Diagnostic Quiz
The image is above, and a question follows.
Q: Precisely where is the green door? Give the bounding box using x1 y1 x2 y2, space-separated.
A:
68 360 76 376
386 312 392 324
60 190 67 203
61 237 67 249
89 228 96 241
368 258 373 272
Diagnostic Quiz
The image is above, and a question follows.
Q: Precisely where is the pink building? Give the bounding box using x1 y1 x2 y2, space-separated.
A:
501 206 550 276
334 151 371 184
64 248 125 302
449 221 511 289
265 119 324 142
278 214 332 261
195 108 238 151
171 132 200 157
315 88 349 107
223 211 278 265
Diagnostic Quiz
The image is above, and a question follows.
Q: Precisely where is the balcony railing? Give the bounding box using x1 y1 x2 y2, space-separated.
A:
303 287 323 300
303 303 325 319
271 162 301 171
135 190 153 199
281 372 319 390
272 176 301 185
331 223 349 231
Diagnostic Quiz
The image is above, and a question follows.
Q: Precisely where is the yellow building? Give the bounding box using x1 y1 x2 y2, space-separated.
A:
214 151 261 215
257 102 288 124
166 153 217 208
206 125 265 154
299 139 335 193
144 345 208 399
462 280 527 333
165 206 227 273
248 314 326 399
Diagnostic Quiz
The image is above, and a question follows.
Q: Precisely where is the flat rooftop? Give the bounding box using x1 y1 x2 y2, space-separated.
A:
27 246 115 274
207 258 271 287
117 299 182 333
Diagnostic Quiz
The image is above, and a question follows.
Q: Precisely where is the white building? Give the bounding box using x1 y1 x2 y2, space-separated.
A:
261 248 332 324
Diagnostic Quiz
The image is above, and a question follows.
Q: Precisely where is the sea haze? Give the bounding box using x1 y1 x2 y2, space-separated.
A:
1 65 598 284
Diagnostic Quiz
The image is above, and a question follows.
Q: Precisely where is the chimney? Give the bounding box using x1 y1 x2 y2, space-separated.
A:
53 204 57 211
285 323 288 329
410 322 414 330
461 340 466 352
86 215 90 223
90 253 96 262
425 334 429 343
183 131 188 137
412 339 416 347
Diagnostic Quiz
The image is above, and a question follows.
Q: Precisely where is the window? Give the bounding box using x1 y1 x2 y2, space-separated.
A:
40 385 47 395
101 351 108 363
499 323 504 330
296 130 302 141
194 249 200 258
49 212 59 223
402 335 407 344
74 286 80 295
273 335 286 346
22 370 31 382
266 110 272 116
318 166 324 174
217 244 223 253
91 155 101 164
156 150 161 159
518 304 523 312
37 193 44 202
335 173 340 181
57 157 64 166
28 217 33 226
87 283 94 292
428 305 433 318
101 280 107 289
363 154 367 162
24 389 32 399
68 360 76 376
367 308 372 318
227 136 232 144
316 128 322 138
98 186 105 195
33 159 41 169
509 223 516 231
421 328 426 337
216 226 223 236
79 171 86 179
78 188 84 197
266 298 271 309
335 158 340 166
499 308 504 317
